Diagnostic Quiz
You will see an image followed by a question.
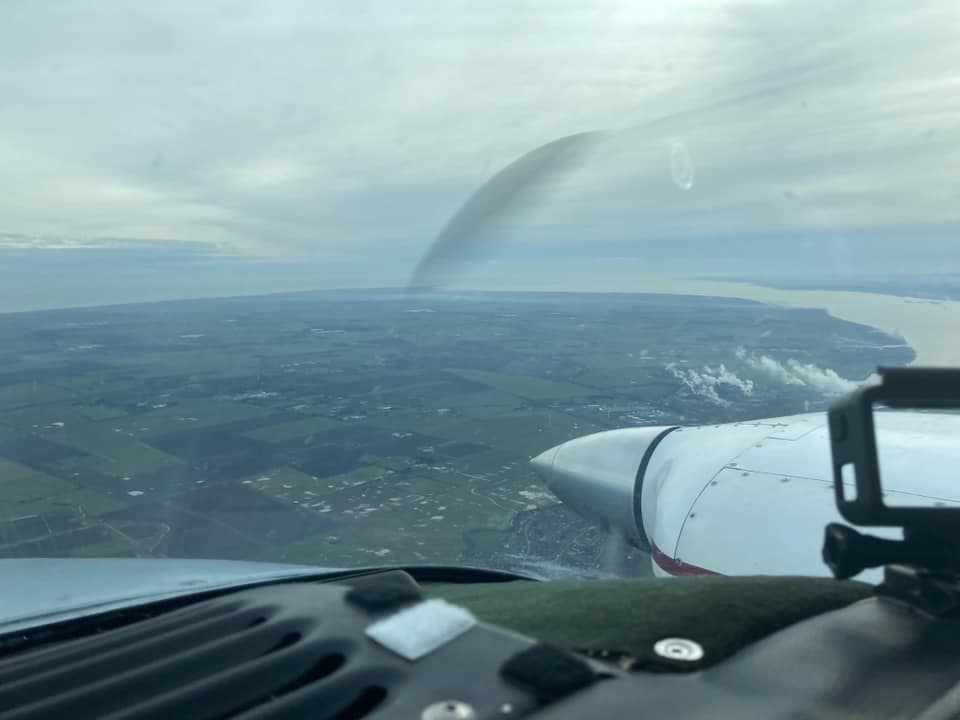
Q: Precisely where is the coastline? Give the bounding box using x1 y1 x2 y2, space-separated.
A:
3 278 958 366
638 279 960 367
467 277 960 367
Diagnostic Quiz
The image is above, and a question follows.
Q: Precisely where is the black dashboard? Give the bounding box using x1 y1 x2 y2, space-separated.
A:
2 570 959 720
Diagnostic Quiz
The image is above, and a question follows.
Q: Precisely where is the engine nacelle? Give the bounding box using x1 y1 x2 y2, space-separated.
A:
531 412 960 579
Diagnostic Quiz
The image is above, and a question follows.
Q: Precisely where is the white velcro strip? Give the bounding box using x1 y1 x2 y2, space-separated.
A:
364 598 477 660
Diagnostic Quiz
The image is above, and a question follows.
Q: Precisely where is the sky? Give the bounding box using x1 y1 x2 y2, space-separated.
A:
1 0 959 310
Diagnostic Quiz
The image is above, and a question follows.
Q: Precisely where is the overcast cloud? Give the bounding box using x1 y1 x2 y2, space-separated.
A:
1 0 958 308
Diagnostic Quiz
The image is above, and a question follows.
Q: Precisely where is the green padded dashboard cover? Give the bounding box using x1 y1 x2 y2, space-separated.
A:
429 575 873 672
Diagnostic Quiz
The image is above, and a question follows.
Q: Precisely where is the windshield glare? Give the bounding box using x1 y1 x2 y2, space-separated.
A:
0 2 957 579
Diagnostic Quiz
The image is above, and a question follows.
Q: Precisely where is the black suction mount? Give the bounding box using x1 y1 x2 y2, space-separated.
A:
825 367 960 614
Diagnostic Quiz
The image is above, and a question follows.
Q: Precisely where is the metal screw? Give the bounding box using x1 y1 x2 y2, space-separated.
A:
653 637 704 662
422 700 477 720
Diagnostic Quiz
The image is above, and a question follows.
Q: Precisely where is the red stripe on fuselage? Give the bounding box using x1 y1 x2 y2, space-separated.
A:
650 542 721 576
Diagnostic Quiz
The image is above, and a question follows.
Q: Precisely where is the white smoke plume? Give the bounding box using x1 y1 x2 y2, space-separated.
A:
705 363 756 395
666 362 755 407
735 347 859 395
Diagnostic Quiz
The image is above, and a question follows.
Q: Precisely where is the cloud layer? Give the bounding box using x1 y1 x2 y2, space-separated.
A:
1 0 959 300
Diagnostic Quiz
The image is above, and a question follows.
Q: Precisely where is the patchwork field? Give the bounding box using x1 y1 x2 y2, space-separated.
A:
0 290 912 576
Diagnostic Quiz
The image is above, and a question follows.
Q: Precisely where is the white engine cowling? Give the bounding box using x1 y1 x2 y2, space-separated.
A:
531 412 960 580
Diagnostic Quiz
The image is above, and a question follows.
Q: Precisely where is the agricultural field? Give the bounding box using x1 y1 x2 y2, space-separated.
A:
0 290 912 577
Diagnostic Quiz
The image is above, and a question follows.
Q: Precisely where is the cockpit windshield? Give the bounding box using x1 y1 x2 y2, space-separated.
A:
0 2 958 578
